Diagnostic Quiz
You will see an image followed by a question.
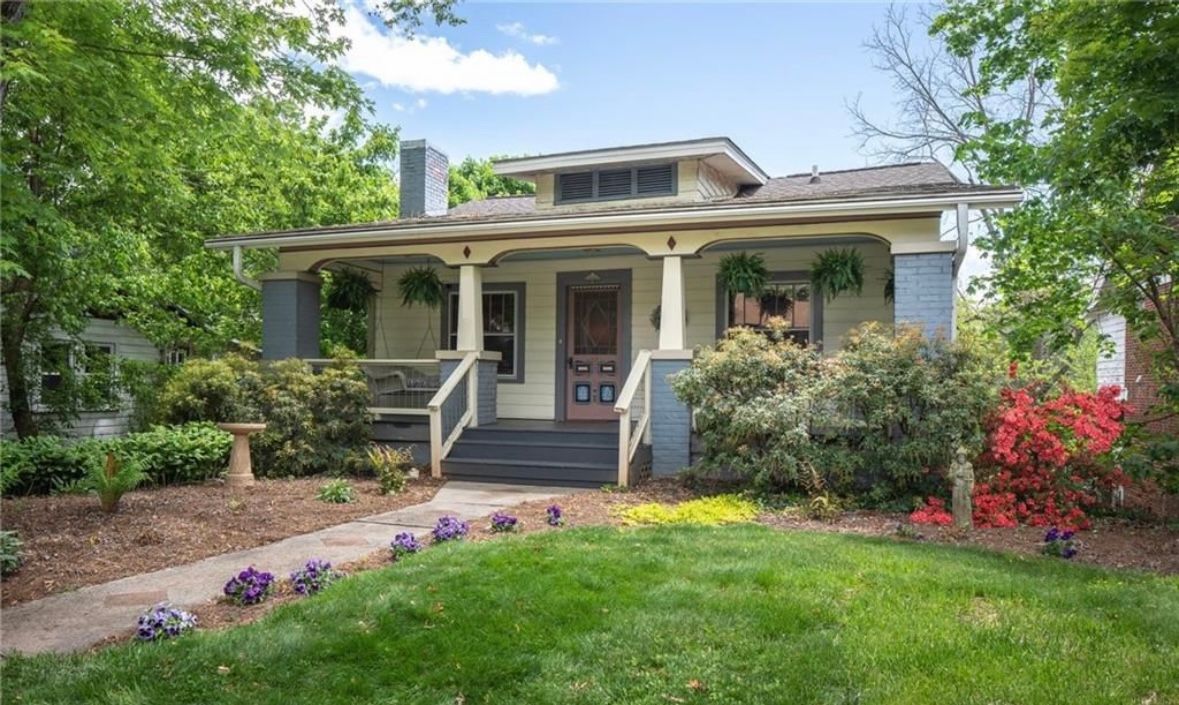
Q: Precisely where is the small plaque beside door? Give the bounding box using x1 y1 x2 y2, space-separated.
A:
599 362 616 374
574 361 591 375
599 384 616 404
574 383 592 403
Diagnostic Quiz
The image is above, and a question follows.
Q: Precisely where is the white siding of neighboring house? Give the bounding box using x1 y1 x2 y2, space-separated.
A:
0 318 162 439
372 241 894 420
1095 311 1127 398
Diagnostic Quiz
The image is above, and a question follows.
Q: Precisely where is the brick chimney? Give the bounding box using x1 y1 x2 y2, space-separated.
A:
399 139 449 218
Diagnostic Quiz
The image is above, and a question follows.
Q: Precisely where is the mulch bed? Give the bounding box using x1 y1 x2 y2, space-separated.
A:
0 476 444 606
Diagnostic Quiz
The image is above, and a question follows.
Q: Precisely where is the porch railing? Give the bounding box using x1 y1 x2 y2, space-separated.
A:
307 359 440 416
613 349 652 488
427 351 479 478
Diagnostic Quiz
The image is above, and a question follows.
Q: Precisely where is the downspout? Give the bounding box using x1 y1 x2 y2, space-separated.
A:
952 202 969 277
232 245 261 291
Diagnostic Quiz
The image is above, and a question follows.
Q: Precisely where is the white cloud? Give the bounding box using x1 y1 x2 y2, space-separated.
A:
337 4 559 96
392 98 429 114
496 21 559 46
415 97 428 109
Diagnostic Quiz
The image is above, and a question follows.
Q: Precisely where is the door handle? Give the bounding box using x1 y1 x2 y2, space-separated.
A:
567 356 573 370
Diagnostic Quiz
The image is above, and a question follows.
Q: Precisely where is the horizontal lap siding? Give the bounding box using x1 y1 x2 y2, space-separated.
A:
374 241 894 420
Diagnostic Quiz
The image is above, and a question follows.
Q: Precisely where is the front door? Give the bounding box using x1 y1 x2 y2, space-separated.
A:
564 285 622 421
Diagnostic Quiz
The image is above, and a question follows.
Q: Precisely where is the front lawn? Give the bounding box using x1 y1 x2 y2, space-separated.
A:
4 525 1177 704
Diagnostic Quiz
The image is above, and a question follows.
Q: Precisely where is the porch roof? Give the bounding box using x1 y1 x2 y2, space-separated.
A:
205 162 1020 251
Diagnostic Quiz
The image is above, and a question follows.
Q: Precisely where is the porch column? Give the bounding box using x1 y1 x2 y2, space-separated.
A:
651 255 692 476
456 264 484 351
893 252 955 340
260 271 320 359
658 255 687 350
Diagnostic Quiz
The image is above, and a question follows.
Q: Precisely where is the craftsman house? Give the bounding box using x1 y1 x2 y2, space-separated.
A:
207 137 1021 486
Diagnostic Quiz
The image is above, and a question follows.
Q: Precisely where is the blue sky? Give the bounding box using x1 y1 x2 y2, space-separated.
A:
335 1 926 177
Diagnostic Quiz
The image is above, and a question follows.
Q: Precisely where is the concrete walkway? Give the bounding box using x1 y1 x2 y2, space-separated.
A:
0 481 572 655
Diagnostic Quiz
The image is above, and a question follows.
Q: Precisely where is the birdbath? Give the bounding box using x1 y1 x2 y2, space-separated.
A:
218 422 267 488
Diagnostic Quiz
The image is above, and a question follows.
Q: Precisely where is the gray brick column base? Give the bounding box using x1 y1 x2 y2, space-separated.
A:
260 272 321 360
650 358 691 476
893 252 955 339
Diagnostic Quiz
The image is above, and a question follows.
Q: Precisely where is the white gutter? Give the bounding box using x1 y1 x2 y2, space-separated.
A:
953 202 970 276
207 189 1023 252
232 245 261 291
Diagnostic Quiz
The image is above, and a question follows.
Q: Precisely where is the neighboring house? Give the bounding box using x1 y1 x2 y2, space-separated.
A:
1094 296 1178 436
0 317 171 440
208 137 1021 486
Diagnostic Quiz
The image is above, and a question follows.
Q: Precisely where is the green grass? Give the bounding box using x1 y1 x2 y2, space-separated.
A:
5 526 1178 705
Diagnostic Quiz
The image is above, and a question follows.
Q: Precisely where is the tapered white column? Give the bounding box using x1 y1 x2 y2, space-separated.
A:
658 255 686 350
456 264 484 351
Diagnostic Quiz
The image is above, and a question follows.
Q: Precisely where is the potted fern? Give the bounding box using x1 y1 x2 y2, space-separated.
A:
810 248 864 302
397 266 445 356
718 252 769 327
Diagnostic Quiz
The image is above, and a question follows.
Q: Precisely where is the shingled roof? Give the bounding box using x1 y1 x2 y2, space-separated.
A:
447 162 999 221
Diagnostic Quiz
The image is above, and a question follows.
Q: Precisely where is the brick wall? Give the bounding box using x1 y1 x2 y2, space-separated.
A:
1124 321 1178 436
399 139 449 218
650 359 690 475
893 252 954 338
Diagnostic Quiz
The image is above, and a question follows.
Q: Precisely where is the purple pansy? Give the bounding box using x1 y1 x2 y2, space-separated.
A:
390 532 423 559
223 566 276 606
136 603 196 642
290 558 340 595
432 516 469 543
546 504 565 527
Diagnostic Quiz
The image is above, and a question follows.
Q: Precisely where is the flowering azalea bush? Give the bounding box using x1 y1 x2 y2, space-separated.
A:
136 603 196 641
490 512 519 533
223 566 276 606
546 505 565 526
290 559 339 595
1041 527 1080 559
973 383 1129 531
432 516 468 543
909 497 953 526
390 532 422 559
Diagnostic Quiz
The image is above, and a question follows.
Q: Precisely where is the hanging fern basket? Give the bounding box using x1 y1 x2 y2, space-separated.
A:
718 252 769 297
810 248 864 302
397 266 444 309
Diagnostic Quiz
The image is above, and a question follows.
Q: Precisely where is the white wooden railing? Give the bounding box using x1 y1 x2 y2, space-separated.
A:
613 349 652 487
427 352 479 478
307 359 440 416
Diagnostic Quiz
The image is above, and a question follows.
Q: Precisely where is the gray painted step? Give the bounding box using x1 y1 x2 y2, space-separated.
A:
373 419 429 443
448 439 618 464
441 458 617 488
460 426 617 446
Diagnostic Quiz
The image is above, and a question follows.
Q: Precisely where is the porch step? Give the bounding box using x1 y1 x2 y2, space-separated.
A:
441 458 618 488
447 439 619 465
459 425 617 446
373 416 429 443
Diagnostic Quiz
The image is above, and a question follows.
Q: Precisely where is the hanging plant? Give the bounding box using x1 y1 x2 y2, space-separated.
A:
650 305 689 330
397 266 444 308
758 286 794 318
718 252 769 297
324 268 376 311
883 267 895 303
810 248 864 302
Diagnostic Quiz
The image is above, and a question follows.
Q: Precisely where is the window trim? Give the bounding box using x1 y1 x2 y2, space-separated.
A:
554 163 677 204
441 282 526 383
36 339 121 412
714 270 824 348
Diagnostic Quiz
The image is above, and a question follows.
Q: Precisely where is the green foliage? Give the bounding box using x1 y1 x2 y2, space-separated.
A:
118 361 178 433
0 0 459 437
397 267 445 308
367 446 413 495
809 248 865 302
618 495 759 526
448 156 535 208
717 252 769 298
0 531 23 578
0 436 105 496
157 356 371 478
87 453 147 513
317 478 356 504
322 269 376 356
110 423 231 486
672 321 998 502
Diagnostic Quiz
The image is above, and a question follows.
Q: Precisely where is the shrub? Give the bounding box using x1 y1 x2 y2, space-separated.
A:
974 384 1128 530
619 495 759 526
0 436 104 496
672 322 996 502
390 532 422 559
367 446 412 494
909 497 953 526
111 423 231 485
88 453 147 513
290 559 339 595
1041 528 1080 559
136 603 197 641
223 566 276 605
158 357 260 424
432 516 468 543
317 478 356 504
490 512 519 533
1 530 23 577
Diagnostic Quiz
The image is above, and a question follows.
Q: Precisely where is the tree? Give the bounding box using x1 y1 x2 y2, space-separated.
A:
0 0 454 437
448 156 534 207
933 0 1178 489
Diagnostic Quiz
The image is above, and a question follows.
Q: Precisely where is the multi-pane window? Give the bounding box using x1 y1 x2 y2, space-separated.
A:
555 163 676 204
38 341 119 409
727 281 811 345
446 288 523 381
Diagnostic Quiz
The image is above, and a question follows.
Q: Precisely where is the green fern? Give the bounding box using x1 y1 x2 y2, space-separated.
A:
89 453 147 513
718 252 769 297
397 266 444 308
810 248 865 302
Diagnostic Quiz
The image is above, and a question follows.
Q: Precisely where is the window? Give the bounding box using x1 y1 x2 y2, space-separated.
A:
726 280 812 346
445 284 525 382
38 340 119 409
555 163 676 204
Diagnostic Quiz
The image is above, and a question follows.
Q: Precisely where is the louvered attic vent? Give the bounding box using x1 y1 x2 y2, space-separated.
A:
556 163 676 204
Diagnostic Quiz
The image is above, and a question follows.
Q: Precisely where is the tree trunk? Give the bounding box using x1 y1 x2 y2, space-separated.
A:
1 302 39 438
